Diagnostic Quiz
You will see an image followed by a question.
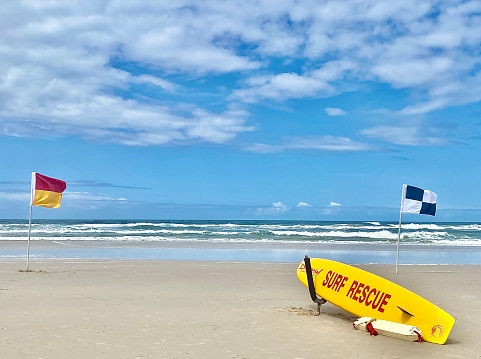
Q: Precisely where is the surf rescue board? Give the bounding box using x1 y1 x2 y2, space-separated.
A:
297 257 455 344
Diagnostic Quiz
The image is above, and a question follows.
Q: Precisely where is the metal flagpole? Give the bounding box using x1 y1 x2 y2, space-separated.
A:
395 185 405 274
395 209 403 274
26 172 35 271
26 205 33 271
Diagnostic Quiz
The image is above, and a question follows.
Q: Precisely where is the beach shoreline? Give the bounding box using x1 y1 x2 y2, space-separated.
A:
0 259 480 358
2 239 481 265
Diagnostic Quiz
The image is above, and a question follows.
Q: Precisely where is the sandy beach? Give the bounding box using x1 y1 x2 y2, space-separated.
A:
0 259 479 359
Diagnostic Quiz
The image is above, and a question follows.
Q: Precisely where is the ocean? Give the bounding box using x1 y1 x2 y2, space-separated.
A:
1 220 481 264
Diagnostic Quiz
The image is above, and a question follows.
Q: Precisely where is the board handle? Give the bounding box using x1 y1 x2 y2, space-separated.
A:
304 256 326 314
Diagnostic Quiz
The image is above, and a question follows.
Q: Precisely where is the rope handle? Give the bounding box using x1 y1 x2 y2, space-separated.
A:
365 322 379 336
413 330 423 343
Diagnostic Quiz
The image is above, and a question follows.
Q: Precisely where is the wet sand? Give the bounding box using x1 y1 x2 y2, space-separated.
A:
3 239 481 265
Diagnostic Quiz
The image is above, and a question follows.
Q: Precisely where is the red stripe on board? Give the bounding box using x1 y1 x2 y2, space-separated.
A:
35 173 66 193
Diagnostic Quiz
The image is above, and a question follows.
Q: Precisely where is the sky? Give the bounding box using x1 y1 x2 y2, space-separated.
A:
1 0 481 221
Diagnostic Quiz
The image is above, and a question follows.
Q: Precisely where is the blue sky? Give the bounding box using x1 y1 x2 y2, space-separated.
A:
1 1 481 221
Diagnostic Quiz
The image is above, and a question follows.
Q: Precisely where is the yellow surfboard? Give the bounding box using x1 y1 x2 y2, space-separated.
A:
297 257 455 344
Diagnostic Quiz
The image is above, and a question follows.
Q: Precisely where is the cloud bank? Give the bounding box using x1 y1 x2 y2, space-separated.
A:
1 0 479 148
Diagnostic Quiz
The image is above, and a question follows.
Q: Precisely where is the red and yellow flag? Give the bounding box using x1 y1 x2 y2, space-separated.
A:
31 172 67 208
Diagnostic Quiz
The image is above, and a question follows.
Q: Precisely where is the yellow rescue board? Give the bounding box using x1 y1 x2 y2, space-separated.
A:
297 258 455 344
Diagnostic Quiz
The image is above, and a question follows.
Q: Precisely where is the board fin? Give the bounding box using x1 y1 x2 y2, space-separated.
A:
397 306 415 317
304 256 327 315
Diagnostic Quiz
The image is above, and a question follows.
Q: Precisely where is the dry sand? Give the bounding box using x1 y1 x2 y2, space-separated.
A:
0 259 479 359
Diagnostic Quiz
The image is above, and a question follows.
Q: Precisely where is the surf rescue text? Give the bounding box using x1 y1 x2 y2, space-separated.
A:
322 270 392 313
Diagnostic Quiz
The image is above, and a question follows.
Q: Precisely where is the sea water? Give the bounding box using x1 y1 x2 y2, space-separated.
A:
1 220 480 264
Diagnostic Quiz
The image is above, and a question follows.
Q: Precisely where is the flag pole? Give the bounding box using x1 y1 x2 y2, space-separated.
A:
26 172 35 271
396 185 405 274
26 205 33 271
396 209 403 274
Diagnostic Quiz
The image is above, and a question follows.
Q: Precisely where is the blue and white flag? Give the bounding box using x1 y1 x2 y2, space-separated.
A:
401 184 437 216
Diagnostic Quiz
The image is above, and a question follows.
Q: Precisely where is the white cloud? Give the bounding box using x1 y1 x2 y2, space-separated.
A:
372 57 455 88
288 136 371 151
123 27 260 74
245 135 373 152
319 201 342 215
256 201 290 215
242 143 282 154
325 107 347 116
361 126 447 146
62 191 132 210
296 202 312 207
64 192 122 202
272 202 288 209
231 72 333 103
131 75 179 92
232 60 355 103
0 191 29 202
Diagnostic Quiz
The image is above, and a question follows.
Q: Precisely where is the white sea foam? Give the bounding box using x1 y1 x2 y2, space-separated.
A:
1 220 480 246
400 223 445 230
270 230 398 240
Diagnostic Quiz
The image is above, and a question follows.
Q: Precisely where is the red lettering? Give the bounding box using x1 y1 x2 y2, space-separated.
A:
339 276 349 292
359 285 370 303
343 278 392 313
352 282 364 301
346 280 358 298
378 293 391 313
365 288 376 306
322 270 332 287
371 291 383 310
333 274 343 291
323 271 350 293
327 273 338 288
